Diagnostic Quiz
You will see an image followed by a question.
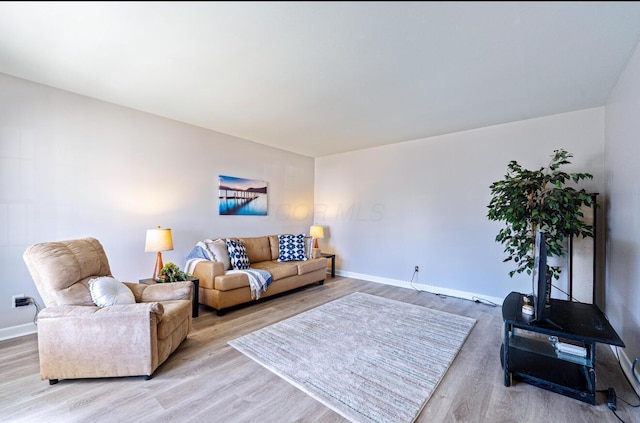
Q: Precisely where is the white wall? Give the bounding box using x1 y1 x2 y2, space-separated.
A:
605 41 640 365
0 73 315 337
315 108 605 302
0 69 615 341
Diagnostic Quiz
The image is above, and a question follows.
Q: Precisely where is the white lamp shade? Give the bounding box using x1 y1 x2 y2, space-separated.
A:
310 225 324 239
145 227 174 252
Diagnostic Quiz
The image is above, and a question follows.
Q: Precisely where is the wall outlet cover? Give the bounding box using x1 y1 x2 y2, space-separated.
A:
11 294 26 308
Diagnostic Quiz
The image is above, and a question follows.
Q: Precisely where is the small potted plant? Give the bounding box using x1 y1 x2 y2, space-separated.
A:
157 262 192 283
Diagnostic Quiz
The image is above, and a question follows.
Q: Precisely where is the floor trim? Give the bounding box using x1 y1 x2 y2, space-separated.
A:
0 323 36 341
336 270 504 306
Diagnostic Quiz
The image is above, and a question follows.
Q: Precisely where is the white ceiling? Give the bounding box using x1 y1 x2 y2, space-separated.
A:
1 2 640 158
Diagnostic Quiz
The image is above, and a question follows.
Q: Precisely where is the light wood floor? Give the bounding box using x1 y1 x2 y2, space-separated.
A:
1 277 638 423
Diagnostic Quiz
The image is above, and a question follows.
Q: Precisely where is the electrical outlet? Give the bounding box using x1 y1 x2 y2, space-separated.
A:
415 265 419 272
12 295 28 308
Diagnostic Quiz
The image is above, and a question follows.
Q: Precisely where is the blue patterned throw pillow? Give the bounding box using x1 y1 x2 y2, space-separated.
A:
226 239 251 270
277 234 308 262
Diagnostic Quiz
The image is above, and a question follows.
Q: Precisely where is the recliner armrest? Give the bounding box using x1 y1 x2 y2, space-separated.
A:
38 302 165 319
124 281 192 302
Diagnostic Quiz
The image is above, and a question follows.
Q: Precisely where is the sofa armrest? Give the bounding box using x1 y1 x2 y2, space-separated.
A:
193 261 225 289
124 281 192 302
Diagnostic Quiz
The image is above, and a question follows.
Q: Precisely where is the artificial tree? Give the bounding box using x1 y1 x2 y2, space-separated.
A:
487 149 595 281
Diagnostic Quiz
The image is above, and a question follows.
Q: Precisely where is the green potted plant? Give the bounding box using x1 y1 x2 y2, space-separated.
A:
487 149 595 281
157 262 192 283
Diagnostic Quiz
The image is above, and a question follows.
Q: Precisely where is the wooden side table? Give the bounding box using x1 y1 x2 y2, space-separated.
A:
139 277 199 318
321 253 336 278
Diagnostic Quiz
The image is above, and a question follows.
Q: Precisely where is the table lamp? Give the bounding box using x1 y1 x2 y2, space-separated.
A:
145 226 174 280
310 224 324 249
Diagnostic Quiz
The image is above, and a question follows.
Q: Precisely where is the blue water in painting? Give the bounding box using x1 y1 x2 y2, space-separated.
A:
219 194 267 215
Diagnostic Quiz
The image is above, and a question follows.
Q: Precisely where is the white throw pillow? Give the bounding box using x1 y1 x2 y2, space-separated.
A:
304 236 314 260
88 276 136 307
205 238 232 270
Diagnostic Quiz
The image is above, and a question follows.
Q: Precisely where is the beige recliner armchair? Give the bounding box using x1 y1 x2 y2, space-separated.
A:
23 237 192 384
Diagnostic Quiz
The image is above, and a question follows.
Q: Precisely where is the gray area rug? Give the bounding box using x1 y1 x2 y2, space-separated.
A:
228 292 476 423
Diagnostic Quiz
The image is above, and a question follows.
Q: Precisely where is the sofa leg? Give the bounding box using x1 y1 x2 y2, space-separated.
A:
144 375 152 381
216 309 226 316
49 379 59 385
319 280 325 285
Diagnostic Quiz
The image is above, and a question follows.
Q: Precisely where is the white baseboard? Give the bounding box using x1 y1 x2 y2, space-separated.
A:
336 270 504 306
612 345 640 397
0 323 37 341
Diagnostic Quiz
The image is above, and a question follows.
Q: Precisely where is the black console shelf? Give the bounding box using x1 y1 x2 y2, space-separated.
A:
502 291 624 405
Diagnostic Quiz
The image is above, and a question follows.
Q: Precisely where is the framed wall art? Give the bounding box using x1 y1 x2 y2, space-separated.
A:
218 175 268 216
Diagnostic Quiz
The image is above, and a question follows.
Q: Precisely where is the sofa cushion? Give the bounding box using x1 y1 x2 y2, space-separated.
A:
268 235 279 260
214 272 251 291
227 239 250 270
88 277 136 307
240 236 272 263
277 234 308 262
204 239 231 270
251 260 299 281
297 257 328 275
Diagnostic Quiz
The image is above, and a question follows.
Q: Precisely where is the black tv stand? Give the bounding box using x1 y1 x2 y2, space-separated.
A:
502 291 624 405
533 317 563 331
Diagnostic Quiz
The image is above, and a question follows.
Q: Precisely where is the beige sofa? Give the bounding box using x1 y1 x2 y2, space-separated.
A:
23 238 192 384
192 235 328 315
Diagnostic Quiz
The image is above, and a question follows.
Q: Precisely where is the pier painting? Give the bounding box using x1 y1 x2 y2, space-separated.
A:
218 175 268 216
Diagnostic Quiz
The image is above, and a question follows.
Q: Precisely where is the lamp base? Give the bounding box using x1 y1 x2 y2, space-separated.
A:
152 252 164 280
312 248 322 259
